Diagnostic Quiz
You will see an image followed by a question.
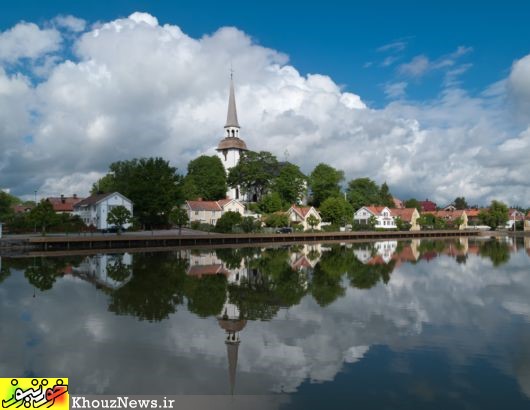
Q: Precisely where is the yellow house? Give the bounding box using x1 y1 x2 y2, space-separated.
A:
287 205 322 230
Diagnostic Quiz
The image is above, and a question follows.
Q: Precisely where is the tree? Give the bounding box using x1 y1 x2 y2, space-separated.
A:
240 216 260 233
404 198 421 211
308 163 344 207
307 214 319 231
319 196 353 226
169 207 189 234
0 191 19 221
184 155 227 200
272 162 306 205
380 182 394 207
227 151 279 201
258 192 284 214
347 178 392 210
29 200 57 235
454 197 468 210
214 211 242 233
264 213 289 228
479 200 509 230
92 158 183 228
107 205 132 234
394 217 411 231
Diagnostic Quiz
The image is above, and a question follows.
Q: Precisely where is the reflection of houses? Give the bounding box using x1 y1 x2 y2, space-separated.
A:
353 241 398 264
290 244 322 271
186 251 250 285
72 253 133 289
525 213 530 232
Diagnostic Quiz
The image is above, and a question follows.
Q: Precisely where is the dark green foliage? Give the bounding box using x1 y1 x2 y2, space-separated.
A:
258 192 284 213
107 205 131 234
394 217 411 231
404 198 421 211
479 200 509 230
319 196 353 226
169 207 189 233
479 239 511 266
185 274 228 317
418 213 446 230
264 212 289 228
454 197 468 210
308 163 344 207
92 158 183 228
347 178 394 210
272 162 306 205
240 216 261 233
227 151 279 201
29 200 57 235
184 155 227 200
0 191 19 221
214 211 243 233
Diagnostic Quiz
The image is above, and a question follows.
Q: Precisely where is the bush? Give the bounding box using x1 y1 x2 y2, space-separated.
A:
215 211 243 233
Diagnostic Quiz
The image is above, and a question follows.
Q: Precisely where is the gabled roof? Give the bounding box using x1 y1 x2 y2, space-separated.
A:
465 208 480 217
425 210 467 220
391 208 418 222
289 205 320 220
186 200 222 212
74 192 131 208
47 196 84 212
365 206 388 215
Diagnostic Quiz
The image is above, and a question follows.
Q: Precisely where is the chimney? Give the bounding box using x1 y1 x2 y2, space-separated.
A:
73 193 77 199
61 194 65 203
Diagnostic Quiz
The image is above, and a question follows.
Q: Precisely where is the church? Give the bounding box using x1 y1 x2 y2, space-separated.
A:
216 75 248 200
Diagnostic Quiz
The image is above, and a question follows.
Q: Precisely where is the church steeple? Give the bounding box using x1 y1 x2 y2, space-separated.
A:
225 75 240 129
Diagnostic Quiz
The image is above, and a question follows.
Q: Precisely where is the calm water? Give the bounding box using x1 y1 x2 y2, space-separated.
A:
1 237 530 409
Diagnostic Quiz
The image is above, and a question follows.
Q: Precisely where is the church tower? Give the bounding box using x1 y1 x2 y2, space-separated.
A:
216 75 248 200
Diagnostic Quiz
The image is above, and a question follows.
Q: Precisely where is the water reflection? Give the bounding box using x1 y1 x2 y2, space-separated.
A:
1 237 530 406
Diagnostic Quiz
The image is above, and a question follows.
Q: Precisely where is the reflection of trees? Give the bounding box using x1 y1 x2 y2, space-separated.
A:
106 256 132 282
228 248 307 320
479 240 511 267
348 260 395 289
23 257 83 291
310 246 349 307
108 253 188 321
185 274 227 317
417 240 448 255
216 248 244 270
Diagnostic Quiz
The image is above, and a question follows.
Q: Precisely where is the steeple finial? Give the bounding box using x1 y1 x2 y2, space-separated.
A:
225 73 240 129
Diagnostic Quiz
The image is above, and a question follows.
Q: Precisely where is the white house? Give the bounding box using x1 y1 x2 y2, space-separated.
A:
354 206 396 229
287 205 322 230
184 198 248 226
73 192 133 230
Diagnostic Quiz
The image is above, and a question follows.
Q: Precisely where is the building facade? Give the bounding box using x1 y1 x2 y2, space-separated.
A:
73 192 133 230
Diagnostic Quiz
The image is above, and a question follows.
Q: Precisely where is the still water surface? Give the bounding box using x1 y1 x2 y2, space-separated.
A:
1 237 530 409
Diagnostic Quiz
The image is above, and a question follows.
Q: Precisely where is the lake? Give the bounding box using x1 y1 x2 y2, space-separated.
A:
1 237 530 409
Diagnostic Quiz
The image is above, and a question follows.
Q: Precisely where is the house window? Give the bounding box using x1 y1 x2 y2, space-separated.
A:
195 211 199 215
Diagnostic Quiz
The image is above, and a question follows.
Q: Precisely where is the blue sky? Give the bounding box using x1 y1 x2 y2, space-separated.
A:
1 1 530 204
1 0 528 106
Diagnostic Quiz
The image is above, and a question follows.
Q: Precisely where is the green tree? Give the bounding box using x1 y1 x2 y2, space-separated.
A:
319 196 353 226
404 198 421 211
308 163 344 207
272 162 306 205
93 158 183 228
227 151 279 201
454 197 468 210
29 200 57 235
380 182 394 207
0 191 19 221
258 192 284 214
169 207 189 234
107 205 131 234
479 200 509 230
347 178 391 210
240 216 260 233
215 211 243 233
264 213 289 228
306 214 319 231
184 155 227 200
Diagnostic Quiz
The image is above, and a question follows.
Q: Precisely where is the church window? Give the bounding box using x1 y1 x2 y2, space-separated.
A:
223 150 227 160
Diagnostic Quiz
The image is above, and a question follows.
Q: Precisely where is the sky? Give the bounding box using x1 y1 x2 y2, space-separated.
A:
0 0 530 205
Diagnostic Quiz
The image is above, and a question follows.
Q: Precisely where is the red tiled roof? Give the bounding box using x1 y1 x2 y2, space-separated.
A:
365 206 387 215
465 208 480 217
290 205 315 219
391 208 416 222
217 199 233 207
12 204 34 213
187 264 229 277
424 210 466 220
186 200 222 212
420 200 437 212
47 196 84 212
392 197 404 208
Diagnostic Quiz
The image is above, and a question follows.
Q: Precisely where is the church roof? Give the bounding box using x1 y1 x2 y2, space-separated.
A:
225 77 240 128
216 137 248 151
